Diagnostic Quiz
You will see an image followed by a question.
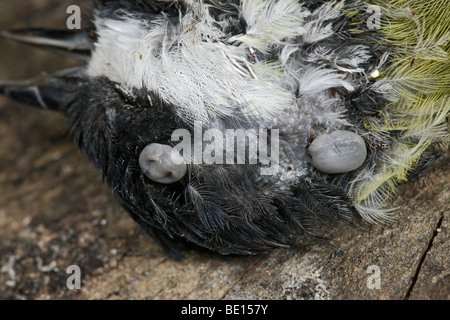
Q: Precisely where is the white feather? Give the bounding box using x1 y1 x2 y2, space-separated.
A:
230 0 307 51
295 67 354 97
87 0 369 135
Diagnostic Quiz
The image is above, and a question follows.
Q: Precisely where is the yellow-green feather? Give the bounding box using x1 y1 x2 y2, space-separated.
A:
349 0 450 223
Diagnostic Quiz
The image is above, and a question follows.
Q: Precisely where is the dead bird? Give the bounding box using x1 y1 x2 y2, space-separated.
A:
1 0 449 258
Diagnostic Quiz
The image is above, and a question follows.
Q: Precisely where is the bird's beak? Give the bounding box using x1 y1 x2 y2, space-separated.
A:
0 28 90 110
0 77 75 111
1 28 92 61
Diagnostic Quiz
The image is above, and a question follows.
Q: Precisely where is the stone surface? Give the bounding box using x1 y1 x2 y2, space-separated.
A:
0 0 448 300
